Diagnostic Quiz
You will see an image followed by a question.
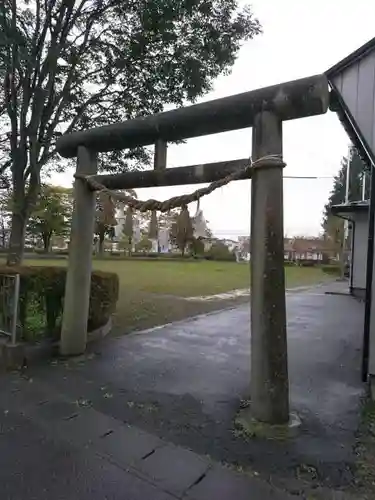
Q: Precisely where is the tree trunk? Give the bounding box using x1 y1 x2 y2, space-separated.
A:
98 231 105 255
43 232 52 252
7 163 39 266
0 219 6 248
7 211 27 266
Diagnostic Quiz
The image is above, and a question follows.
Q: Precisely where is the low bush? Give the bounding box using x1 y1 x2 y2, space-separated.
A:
321 264 341 276
52 249 69 256
299 260 318 267
30 252 67 260
0 246 35 254
96 252 194 260
204 242 236 262
0 266 119 343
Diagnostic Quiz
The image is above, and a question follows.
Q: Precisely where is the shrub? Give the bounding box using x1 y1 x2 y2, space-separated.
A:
33 248 46 254
31 251 67 260
94 252 194 260
190 237 205 257
52 249 69 256
321 264 341 276
205 242 236 262
299 260 318 267
0 266 119 343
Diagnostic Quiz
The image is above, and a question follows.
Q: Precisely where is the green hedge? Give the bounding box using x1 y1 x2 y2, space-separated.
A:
284 261 297 266
0 266 119 342
298 260 318 267
204 242 236 262
321 264 341 276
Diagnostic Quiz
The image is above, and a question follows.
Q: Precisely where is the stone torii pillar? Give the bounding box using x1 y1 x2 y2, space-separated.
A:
250 111 289 424
60 146 97 356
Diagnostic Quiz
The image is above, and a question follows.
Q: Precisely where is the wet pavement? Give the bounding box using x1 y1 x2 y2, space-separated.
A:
0 377 295 500
0 282 366 498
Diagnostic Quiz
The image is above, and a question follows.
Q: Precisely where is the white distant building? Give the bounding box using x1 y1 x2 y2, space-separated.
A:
238 236 250 261
158 227 171 253
221 238 238 252
114 205 126 240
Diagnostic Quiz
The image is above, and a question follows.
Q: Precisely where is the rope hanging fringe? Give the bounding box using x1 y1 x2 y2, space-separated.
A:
75 154 283 213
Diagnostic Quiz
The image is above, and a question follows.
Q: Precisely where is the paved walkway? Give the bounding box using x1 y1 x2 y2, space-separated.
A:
0 374 293 500
0 282 365 498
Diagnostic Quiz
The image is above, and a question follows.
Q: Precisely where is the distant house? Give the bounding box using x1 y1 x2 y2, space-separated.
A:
221 238 238 252
51 235 69 250
231 236 333 263
284 237 335 263
237 236 250 261
284 238 294 261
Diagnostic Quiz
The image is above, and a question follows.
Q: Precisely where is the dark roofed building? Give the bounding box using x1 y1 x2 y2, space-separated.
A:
284 237 336 263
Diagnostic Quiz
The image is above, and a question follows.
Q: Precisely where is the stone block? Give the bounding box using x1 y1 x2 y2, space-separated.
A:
138 443 210 496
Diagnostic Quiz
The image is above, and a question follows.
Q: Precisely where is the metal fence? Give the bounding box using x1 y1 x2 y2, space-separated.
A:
0 274 20 345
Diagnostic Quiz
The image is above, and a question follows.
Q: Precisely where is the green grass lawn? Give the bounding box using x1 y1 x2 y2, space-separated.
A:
22 258 332 296
18 258 333 334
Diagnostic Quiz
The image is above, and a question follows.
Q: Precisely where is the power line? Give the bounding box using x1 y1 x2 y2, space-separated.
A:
283 175 333 179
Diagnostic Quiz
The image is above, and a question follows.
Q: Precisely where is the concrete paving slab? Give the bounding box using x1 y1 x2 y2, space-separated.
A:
17 284 366 496
36 399 79 420
185 465 295 500
138 443 210 496
51 407 117 444
0 374 293 499
0 410 176 500
95 423 163 467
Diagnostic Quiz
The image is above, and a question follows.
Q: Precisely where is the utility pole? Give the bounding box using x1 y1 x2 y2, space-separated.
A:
342 145 351 279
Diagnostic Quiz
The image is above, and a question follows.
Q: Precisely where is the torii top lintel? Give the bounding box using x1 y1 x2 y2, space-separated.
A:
56 74 329 158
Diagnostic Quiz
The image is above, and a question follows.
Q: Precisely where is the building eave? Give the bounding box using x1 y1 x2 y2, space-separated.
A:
325 37 375 169
326 37 375 78
328 88 375 168
331 201 370 216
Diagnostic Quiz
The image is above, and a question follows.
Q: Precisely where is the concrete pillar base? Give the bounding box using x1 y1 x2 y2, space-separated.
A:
0 340 25 371
235 405 301 440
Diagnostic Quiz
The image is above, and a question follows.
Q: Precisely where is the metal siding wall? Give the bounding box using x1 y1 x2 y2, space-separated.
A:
335 72 343 94
352 213 368 290
332 50 375 157
358 56 375 152
369 221 375 375
340 63 360 117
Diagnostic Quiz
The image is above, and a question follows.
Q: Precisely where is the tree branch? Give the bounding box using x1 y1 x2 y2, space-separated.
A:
30 0 55 94
37 13 102 164
7 0 19 158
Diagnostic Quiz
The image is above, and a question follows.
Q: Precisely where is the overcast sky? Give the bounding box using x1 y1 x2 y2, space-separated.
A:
52 0 375 239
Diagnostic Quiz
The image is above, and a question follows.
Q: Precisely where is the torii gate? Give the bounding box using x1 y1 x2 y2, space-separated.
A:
56 75 329 425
